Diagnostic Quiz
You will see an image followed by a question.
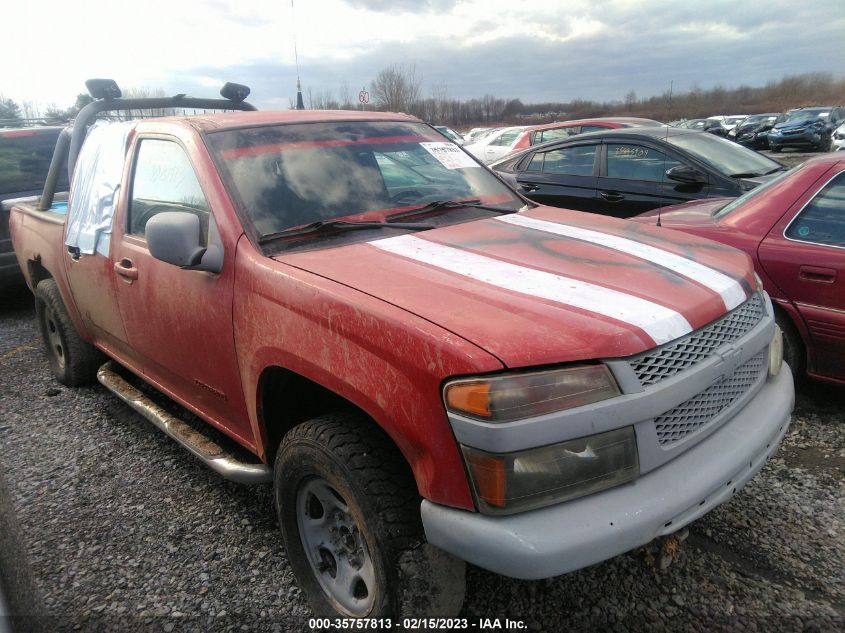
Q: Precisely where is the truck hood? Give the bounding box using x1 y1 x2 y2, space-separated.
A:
275 207 756 369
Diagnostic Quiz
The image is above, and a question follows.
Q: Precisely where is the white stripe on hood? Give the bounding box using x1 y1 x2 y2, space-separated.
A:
497 214 747 310
372 233 692 345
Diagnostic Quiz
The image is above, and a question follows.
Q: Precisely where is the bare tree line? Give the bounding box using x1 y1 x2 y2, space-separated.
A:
5 70 842 130
305 67 845 128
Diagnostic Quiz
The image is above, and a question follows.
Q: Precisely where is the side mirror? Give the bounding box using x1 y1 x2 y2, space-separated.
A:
146 211 222 273
666 165 706 184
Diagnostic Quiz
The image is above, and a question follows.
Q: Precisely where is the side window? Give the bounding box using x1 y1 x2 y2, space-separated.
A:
540 145 597 176
525 152 545 172
785 172 845 247
580 125 608 134
129 140 210 242
490 130 522 147
606 144 681 181
538 128 575 143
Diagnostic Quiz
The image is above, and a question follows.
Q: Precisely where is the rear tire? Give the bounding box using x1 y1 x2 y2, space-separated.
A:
274 412 465 620
34 279 104 386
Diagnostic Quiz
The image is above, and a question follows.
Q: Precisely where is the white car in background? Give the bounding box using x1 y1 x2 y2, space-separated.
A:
463 127 494 143
464 126 527 164
833 122 845 151
708 115 748 132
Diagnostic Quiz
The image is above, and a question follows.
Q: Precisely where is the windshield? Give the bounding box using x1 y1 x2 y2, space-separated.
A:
206 121 522 238
714 166 800 218
667 132 781 177
784 109 829 123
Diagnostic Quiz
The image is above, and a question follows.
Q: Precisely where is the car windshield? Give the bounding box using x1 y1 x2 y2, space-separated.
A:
713 166 800 218
784 109 829 123
206 121 522 238
666 132 782 177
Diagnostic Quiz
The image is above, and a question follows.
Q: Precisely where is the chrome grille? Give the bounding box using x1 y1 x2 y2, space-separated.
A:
654 352 766 446
628 293 763 386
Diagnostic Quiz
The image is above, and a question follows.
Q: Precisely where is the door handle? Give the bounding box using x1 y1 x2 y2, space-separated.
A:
114 258 139 281
599 191 625 202
799 265 836 283
521 184 540 192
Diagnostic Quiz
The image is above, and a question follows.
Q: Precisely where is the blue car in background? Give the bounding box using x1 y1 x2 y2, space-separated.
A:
768 106 845 152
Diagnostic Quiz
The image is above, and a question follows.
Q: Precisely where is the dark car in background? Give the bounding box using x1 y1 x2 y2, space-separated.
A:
676 118 729 137
729 113 782 149
490 127 786 217
1 126 68 287
768 106 845 152
632 152 845 385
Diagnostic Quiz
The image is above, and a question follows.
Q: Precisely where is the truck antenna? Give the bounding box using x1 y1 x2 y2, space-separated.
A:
658 80 674 228
292 0 305 109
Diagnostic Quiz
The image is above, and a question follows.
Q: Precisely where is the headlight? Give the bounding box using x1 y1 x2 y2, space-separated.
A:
768 325 784 377
444 365 620 422
462 427 639 514
753 272 764 292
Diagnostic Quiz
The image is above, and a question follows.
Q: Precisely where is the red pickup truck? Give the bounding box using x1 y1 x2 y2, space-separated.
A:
10 83 794 620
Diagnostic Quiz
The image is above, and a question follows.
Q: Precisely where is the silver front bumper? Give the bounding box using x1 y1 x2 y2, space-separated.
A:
421 367 793 579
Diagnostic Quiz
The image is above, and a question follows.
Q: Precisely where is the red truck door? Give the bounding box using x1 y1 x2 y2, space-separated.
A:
759 168 845 381
110 136 253 446
64 246 129 349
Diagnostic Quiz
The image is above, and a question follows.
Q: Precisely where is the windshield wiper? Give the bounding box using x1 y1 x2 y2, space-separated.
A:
763 166 788 175
385 199 518 223
730 172 763 178
258 220 434 244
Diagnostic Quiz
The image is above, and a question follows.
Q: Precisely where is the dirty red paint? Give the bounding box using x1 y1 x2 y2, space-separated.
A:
9 110 761 510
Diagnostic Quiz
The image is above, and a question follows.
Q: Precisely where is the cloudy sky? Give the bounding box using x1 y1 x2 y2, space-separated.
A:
4 0 844 110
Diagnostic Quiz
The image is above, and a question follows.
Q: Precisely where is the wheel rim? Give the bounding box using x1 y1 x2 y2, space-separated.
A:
296 477 376 616
44 307 65 370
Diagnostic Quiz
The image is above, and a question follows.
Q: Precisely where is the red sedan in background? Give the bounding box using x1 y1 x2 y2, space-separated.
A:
632 153 845 384
511 117 663 151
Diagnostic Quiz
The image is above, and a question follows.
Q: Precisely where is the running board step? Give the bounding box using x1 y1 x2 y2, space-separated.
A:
97 362 271 484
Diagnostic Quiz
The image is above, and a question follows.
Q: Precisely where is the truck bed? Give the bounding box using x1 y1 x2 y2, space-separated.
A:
8 196 67 289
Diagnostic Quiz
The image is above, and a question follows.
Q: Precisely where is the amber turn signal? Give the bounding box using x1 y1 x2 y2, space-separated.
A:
445 382 492 418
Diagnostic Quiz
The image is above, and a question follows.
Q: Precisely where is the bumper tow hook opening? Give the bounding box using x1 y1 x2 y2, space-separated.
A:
640 527 690 571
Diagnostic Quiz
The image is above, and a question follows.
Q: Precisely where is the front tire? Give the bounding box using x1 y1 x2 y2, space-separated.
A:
274 412 465 620
775 311 804 381
34 278 104 386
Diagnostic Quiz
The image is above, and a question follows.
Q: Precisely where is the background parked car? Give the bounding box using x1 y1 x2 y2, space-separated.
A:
677 118 729 137
710 115 748 132
768 106 845 152
490 127 786 217
464 125 526 163
833 122 845 151
632 152 845 384
509 117 664 152
463 127 493 143
1 126 68 288
729 113 781 149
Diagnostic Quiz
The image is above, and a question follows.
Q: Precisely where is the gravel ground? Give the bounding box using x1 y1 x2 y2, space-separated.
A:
1 283 843 633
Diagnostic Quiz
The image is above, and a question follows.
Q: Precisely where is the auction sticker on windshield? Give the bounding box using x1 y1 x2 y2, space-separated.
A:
420 142 479 169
